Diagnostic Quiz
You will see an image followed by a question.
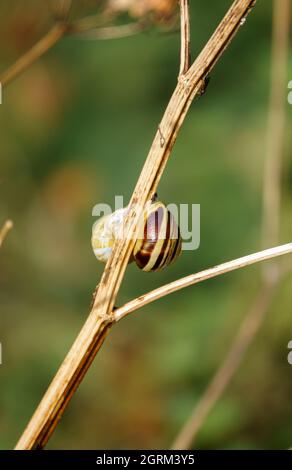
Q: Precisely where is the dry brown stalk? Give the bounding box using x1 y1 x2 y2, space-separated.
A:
179 0 191 77
262 0 290 280
14 0 257 450
171 0 290 450
171 283 277 449
0 24 66 88
0 6 144 88
75 22 147 40
114 244 292 322
0 220 13 248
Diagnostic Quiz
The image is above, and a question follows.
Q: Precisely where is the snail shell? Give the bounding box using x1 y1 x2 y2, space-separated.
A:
92 201 182 272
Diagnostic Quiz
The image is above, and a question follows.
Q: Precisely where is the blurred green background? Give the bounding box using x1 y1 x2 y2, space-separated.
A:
0 0 292 450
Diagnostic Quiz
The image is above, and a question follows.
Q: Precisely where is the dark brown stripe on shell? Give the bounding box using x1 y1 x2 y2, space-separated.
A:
134 241 154 269
135 206 164 270
152 210 171 271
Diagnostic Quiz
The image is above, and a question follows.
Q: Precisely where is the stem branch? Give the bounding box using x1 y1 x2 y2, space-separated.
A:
15 0 257 450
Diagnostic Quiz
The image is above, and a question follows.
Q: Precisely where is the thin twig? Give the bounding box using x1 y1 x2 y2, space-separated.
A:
0 220 13 248
0 8 139 88
48 0 72 22
67 11 115 34
77 22 147 40
262 0 290 281
171 283 277 449
171 0 289 450
15 0 257 450
59 0 72 18
0 24 66 88
179 0 191 76
114 243 292 322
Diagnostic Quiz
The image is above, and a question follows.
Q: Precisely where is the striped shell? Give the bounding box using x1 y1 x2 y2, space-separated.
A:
92 201 182 272
133 201 182 272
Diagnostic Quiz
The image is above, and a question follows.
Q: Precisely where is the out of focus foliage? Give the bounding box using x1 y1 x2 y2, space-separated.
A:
107 0 177 19
0 0 292 450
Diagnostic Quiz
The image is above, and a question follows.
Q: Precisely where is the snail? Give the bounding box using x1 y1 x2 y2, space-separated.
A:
92 199 182 272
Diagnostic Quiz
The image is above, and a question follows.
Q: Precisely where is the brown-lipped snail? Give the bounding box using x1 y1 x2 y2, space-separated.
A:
91 199 182 272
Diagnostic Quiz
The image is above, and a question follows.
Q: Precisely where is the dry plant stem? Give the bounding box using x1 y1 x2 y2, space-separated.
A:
0 220 13 248
114 243 292 322
56 0 72 20
171 282 277 450
0 24 66 88
179 0 191 76
0 0 72 87
15 0 257 450
68 11 115 34
262 0 289 255
78 22 147 40
171 0 289 450
0 11 140 87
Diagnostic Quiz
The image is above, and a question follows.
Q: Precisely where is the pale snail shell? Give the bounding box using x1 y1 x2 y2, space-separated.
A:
91 200 182 272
